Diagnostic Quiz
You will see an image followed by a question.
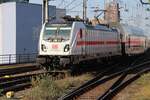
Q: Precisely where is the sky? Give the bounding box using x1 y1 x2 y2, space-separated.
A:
30 0 105 18
29 0 149 19
29 0 150 35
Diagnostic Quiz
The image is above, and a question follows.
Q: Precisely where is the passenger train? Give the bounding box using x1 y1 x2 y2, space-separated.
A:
38 20 149 69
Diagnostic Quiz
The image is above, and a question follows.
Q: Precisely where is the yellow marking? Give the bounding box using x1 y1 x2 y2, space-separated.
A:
4 75 11 78
6 91 14 99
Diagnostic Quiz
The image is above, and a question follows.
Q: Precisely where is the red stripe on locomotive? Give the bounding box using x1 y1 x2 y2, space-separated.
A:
77 41 120 46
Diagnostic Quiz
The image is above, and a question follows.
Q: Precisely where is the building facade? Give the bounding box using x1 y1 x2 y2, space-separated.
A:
0 2 66 64
104 1 120 25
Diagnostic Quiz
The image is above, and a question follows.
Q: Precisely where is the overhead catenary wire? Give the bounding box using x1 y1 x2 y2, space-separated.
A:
68 10 82 13
67 2 83 12
58 0 65 7
57 0 101 19
64 0 78 8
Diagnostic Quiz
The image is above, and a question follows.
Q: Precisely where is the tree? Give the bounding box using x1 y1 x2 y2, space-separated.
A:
140 0 150 5
0 0 4 3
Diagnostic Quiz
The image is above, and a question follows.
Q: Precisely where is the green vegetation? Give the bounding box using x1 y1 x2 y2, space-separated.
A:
0 89 3 96
24 75 63 100
117 73 150 100
132 73 150 100
146 8 150 12
23 74 92 100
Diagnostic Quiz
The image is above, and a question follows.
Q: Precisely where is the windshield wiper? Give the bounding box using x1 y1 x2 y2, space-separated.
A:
47 37 54 42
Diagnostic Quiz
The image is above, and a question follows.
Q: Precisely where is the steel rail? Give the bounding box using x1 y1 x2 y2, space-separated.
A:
0 65 40 77
62 59 150 100
0 70 68 94
61 56 139 100
98 67 150 100
2 83 31 94
0 78 30 88
61 63 127 100
64 63 120 93
98 54 150 100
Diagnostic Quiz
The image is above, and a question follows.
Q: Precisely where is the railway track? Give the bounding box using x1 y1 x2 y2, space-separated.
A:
98 66 150 100
0 63 40 77
0 70 69 95
61 54 150 100
0 60 117 96
1 53 149 98
0 63 71 96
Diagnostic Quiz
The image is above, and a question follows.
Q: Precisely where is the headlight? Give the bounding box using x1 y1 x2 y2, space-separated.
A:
41 44 47 52
64 44 70 52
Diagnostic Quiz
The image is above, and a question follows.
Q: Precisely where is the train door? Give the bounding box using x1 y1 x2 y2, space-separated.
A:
120 33 126 55
128 35 131 48
79 29 86 55
145 38 147 50
84 29 88 55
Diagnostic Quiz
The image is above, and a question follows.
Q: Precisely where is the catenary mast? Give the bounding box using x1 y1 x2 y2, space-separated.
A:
83 0 87 23
42 0 49 24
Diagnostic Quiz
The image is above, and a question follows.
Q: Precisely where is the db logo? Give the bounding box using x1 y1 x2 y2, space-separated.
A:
52 44 58 49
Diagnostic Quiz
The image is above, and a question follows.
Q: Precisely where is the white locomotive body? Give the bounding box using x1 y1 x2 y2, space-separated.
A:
38 22 122 67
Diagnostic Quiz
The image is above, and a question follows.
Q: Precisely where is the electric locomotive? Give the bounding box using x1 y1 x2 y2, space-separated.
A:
38 21 122 68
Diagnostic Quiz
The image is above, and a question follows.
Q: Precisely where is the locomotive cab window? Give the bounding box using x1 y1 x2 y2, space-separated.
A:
43 26 71 42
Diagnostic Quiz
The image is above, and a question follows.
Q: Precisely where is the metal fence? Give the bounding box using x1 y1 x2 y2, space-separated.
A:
0 53 37 65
